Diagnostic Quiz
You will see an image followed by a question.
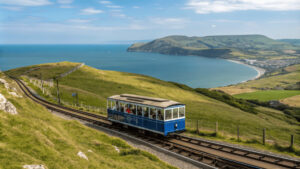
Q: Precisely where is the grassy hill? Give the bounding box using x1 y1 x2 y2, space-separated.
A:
218 64 300 94
6 62 300 156
234 90 300 102
216 64 300 123
128 35 300 60
279 39 300 46
0 72 175 169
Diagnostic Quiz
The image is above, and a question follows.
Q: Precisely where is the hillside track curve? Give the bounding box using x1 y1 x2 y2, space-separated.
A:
10 76 299 169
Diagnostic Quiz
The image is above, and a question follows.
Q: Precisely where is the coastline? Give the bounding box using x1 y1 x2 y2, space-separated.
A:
227 59 266 81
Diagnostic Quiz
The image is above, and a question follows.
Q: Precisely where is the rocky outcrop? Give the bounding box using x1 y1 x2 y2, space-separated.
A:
77 151 88 160
23 165 46 169
0 78 22 97
0 93 18 115
114 146 120 153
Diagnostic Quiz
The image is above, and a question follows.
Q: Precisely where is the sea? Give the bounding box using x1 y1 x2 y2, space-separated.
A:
0 44 257 88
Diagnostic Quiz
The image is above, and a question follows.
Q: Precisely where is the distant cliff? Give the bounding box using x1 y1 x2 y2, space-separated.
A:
128 35 300 60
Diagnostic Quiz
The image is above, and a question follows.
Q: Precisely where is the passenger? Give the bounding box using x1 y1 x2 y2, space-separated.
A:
137 106 142 116
132 106 136 114
153 114 156 119
157 110 163 120
116 101 119 110
126 107 131 113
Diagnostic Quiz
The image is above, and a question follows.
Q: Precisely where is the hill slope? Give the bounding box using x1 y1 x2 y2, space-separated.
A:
6 62 300 156
128 35 300 60
0 72 174 169
279 39 300 46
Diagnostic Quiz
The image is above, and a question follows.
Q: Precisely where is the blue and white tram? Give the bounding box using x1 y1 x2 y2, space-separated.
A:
107 94 185 136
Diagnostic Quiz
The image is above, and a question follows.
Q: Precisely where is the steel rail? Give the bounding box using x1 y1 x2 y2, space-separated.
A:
174 135 300 168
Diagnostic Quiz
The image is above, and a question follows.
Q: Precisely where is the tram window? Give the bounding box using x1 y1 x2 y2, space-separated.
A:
125 104 131 113
126 104 135 114
150 108 156 119
143 106 149 118
120 102 125 112
165 109 172 120
116 101 120 111
157 109 163 120
179 107 185 117
173 108 179 119
131 104 136 115
137 106 142 116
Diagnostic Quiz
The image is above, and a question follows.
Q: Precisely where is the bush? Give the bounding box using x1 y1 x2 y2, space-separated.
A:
194 88 258 114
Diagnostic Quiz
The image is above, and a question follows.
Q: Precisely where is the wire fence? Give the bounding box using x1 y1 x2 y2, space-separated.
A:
186 118 299 149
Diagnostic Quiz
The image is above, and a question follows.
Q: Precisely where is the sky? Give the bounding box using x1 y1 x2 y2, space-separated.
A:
0 0 299 44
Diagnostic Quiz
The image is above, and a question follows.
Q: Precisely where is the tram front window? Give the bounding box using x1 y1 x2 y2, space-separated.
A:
111 100 116 110
179 107 185 118
165 109 172 120
173 108 179 119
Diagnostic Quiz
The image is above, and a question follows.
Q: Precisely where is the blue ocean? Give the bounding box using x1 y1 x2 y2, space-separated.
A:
0 44 257 88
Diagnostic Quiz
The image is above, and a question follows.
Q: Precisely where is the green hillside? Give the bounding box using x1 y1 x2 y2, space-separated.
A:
218 64 300 94
128 35 300 60
6 62 300 156
279 39 300 46
234 90 300 102
0 72 174 169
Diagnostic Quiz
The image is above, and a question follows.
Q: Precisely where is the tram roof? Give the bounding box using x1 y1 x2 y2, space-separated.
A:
108 94 184 108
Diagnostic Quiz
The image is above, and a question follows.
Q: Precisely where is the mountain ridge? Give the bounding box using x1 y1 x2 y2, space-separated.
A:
128 34 300 60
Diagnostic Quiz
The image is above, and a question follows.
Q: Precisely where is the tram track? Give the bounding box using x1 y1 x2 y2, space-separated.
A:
174 135 300 168
11 76 300 169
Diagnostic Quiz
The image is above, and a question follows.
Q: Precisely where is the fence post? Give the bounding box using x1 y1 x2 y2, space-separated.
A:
215 121 218 134
290 134 294 148
263 128 266 145
237 124 240 141
197 120 199 135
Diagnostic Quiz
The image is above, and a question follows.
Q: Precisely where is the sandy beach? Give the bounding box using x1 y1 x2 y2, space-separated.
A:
227 59 266 80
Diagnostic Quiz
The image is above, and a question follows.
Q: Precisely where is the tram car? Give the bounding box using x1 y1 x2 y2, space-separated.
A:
107 94 185 136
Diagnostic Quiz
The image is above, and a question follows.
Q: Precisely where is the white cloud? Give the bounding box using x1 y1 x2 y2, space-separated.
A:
1 6 22 11
151 17 187 25
133 6 140 9
110 9 122 12
211 24 216 28
106 5 122 8
81 8 104 15
150 17 188 29
111 13 126 18
60 5 73 8
0 0 51 6
57 0 73 4
68 19 92 23
185 0 300 14
99 0 111 4
1 22 145 33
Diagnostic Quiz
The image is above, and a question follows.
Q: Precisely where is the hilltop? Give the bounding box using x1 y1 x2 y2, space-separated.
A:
0 72 175 169
128 35 300 63
6 62 300 156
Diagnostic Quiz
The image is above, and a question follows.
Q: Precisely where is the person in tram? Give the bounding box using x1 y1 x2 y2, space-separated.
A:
126 107 131 113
